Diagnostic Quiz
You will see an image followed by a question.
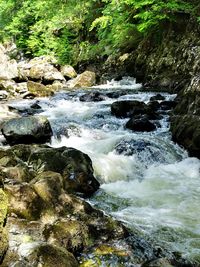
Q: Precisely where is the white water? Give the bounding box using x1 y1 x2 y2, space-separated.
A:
9 77 200 263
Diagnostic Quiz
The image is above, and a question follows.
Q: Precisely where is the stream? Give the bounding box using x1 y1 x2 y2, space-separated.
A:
6 77 200 264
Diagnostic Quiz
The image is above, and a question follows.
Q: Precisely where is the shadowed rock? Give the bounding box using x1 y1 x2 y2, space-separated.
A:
1 116 53 145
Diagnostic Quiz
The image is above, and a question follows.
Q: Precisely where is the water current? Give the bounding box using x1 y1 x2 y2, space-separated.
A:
9 77 200 264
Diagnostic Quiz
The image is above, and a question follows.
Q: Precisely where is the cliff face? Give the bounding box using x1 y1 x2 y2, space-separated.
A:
100 18 200 157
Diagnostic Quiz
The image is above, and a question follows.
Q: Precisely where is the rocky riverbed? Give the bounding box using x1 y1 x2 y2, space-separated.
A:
0 43 200 266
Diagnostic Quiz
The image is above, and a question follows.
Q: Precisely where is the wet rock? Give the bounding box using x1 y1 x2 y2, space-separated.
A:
0 144 99 197
170 92 200 157
160 100 177 110
111 100 147 118
170 115 200 158
106 91 127 98
43 218 89 253
115 139 152 156
5 183 43 220
60 65 77 79
31 171 64 203
114 139 166 164
28 146 100 196
0 105 19 130
18 244 79 267
79 91 105 102
1 116 53 145
150 94 165 101
8 102 43 116
142 258 173 267
27 81 54 97
1 165 33 183
147 101 161 112
126 117 156 132
67 71 96 88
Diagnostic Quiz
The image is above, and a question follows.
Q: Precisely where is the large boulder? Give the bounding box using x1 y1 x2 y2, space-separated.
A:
0 144 99 197
27 81 54 97
28 146 100 196
18 57 65 83
79 91 105 102
67 71 96 88
1 116 53 145
15 244 79 267
126 117 156 132
29 63 65 82
60 65 77 79
111 100 147 118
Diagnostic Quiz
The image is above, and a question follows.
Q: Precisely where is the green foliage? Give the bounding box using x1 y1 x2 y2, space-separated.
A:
0 0 197 64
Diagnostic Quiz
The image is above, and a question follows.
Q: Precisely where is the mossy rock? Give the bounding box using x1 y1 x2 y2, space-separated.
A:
1 165 33 183
31 171 64 203
43 218 90 253
20 244 78 267
5 184 44 220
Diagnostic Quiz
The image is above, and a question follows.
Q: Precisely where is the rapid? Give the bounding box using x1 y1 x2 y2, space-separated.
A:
9 77 200 264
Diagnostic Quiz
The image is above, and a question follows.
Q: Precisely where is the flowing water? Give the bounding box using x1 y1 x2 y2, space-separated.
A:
9 77 200 264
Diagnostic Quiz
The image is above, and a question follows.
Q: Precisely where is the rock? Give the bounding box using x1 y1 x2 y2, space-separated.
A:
114 139 167 164
19 244 79 267
0 104 19 129
160 100 177 110
0 148 18 167
0 189 8 263
111 100 147 118
5 183 43 220
170 115 200 158
8 101 43 116
43 218 89 253
29 63 65 81
28 146 100 196
106 91 127 98
1 116 53 145
0 46 18 80
31 171 64 202
60 65 77 79
67 71 96 88
147 101 160 112
46 80 64 91
0 79 17 92
142 258 173 267
126 117 156 132
27 81 54 97
0 90 9 100
1 144 99 197
15 82 28 94
1 165 33 183
79 91 105 102
22 92 36 99
170 92 200 157
115 139 152 156
150 94 165 101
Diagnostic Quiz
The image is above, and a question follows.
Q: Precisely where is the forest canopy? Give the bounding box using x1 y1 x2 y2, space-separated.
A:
0 0 198 65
